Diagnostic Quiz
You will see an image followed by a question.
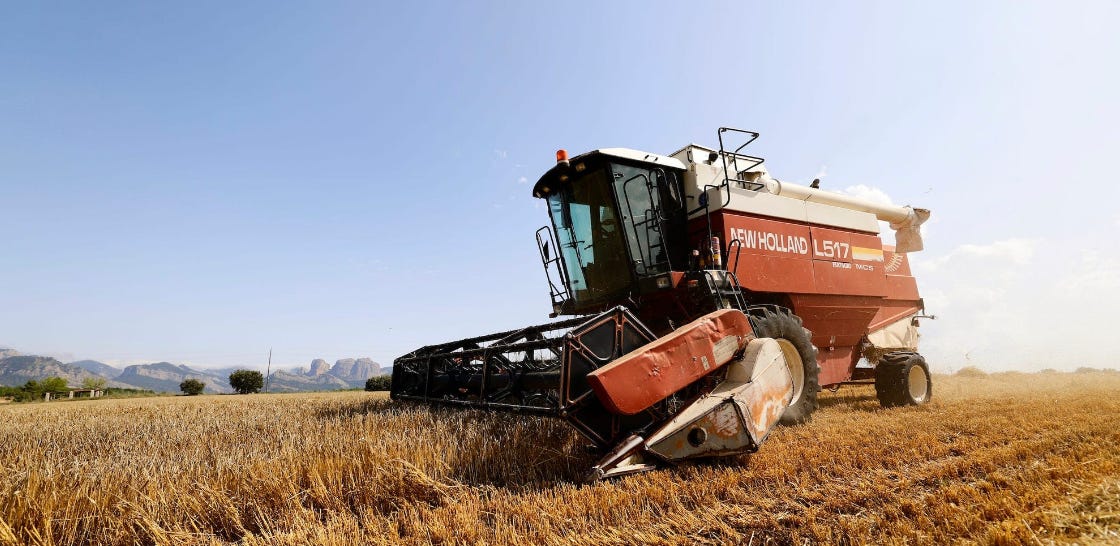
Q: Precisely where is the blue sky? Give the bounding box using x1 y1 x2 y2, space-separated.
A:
2 2 1117 371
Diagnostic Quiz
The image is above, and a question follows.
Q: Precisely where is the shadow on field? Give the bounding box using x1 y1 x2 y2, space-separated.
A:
316 398 595 489
816 390 881 412
318 391 895 489
315 392 891 489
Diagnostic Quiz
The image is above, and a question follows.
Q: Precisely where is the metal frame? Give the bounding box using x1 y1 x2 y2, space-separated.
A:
619 170 670 277
558 306 661 446
717 127 765 190
391 315 587 413
391 306 678 448
535 226 570 310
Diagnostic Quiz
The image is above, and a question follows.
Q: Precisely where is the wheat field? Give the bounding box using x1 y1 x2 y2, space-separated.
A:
0 370 1117 545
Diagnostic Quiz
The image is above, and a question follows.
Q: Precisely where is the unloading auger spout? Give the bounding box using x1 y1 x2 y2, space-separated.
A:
760 175 930 252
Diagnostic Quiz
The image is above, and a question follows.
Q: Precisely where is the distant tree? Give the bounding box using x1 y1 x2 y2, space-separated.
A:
40 377 68 392
955 366 987 378
81 377 107 390
0 385 22 400
180 378 205 396
365 375 392 391
16 377 67 402
228 370 264 394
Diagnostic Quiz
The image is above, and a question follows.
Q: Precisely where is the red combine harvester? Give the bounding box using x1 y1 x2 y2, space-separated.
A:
391 128 933 480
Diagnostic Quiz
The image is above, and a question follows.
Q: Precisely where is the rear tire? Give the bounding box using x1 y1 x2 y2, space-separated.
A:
875 352 932 407
747 308 820 426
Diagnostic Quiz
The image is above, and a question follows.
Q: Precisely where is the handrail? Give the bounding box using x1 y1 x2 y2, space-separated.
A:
727 238 744 273
687 127 766 216
718 127 765 191
536 226 569 307
620 172 671 277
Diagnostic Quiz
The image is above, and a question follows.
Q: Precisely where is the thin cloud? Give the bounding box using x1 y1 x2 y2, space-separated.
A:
920 238 1037 270
914 238 1117 372
840 184 895 206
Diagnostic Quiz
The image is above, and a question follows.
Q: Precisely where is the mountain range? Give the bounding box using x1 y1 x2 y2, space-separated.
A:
70 359 124 378
0 355 132 389
0 347 387 394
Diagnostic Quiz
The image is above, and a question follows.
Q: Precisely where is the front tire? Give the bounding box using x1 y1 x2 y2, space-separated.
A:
875 352 932 407
747 308 820 425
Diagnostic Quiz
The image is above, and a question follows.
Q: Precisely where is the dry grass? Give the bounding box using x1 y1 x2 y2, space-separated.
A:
1 371 1118 545
954 366 988 377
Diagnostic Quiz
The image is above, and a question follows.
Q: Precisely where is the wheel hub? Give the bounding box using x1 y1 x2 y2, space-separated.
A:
908 364 929 403
775 339 805 405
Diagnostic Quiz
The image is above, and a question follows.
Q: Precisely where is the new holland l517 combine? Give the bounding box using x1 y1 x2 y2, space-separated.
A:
391 128 933 480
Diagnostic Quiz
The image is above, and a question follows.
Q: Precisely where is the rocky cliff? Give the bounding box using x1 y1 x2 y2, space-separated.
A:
266 370 353 392
308 359 331 376
116 362 232 394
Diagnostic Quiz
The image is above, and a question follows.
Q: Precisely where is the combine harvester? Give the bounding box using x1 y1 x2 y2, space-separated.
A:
391 128 933 480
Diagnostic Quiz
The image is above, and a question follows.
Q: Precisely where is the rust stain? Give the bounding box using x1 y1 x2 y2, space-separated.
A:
709 404 740 438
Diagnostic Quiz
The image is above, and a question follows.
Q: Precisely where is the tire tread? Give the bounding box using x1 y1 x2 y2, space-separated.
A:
747 307 821 426
875 352 932 407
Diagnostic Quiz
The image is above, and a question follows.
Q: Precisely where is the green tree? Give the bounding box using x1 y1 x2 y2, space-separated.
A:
17 377 67 402
228 370 263 394
81 377 107 390
365 375 392 391
1 385 24 401
180 378 205 396
40 377 68 392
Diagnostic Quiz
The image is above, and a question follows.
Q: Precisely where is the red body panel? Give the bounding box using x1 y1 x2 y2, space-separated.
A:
816 347 858 386
717 214 816 292
694 210 924 386
587 309 754 415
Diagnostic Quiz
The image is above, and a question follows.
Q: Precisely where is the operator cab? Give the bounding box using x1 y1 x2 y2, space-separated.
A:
533 149 689 316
